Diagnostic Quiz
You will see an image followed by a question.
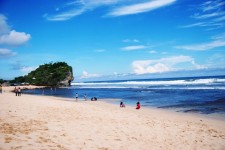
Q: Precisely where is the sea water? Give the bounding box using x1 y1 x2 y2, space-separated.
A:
23 75 225 114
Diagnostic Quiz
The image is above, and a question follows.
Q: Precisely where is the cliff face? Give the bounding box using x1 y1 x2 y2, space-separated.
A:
60 71 74 86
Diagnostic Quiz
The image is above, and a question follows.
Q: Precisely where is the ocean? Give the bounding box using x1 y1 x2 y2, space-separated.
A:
23 75 225 115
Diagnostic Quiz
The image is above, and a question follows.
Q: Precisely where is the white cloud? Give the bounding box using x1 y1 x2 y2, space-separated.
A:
181 0 225 30
133 62 170 74
0 30 31 46
148 50 157 54
82 0 120 7
212 32 225 40
108 0 176 16
122 39 139 43
80 71 100 79
214 15 225 22
179 22 206 28
201 0 225 12
132 55 203 74
192 12 225 19
112 72 128 77
20 66 36 73
0 48 16 58
45 0 176 21
0 14 10 34
11 61 36 74
175 40 225 51
95 49 106 52
0 14 31 46
121 45 147 51
45 0 87 21
45 8 86 21
179 22 223 28
45 0 119 21
207 53 225 68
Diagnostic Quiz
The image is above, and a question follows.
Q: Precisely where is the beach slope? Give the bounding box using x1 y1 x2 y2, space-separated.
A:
0 92 225 150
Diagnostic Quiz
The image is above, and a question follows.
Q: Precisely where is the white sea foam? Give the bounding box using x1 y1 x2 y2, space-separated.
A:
72 78 225 87
145 86 225 90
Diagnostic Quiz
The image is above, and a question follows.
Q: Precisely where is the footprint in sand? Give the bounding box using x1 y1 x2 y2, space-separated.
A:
131 137 137 140
11 146 23 150
98 147 109 150
208 129 218 133
5 136 13 143
57 144 66 149
39 136 50 143
219 135 225 138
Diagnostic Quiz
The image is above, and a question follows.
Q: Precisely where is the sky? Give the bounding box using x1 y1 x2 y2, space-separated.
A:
0 0 225 81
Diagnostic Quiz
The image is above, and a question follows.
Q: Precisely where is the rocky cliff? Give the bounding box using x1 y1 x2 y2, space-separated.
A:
60 70 74 86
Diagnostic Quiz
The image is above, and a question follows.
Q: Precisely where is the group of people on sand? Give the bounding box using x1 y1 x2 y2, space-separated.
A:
75 92 141 109
120 101 141 109
14 87 21 96
75 93 97 101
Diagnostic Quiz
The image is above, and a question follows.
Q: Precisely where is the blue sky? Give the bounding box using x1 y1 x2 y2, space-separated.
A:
0 0 225 81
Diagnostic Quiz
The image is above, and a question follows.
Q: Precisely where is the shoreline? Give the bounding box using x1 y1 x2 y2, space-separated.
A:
2 85 225 121
1 85 46 93
1 92 225 149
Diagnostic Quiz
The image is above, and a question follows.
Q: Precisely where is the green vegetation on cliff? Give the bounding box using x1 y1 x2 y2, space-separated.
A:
0 79 4 84
11 62 74 86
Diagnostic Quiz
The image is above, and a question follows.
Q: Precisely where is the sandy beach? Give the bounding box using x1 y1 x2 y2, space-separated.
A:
1 85 46 93
0 88 225 150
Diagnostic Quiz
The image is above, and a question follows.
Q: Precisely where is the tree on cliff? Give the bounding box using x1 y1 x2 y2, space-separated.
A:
12 62 74 86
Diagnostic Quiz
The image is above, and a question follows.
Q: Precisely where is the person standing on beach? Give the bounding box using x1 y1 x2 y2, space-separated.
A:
14 87 18 96
18 87 21 96
84 94 87 101
0 85 2 94
75 93 78 101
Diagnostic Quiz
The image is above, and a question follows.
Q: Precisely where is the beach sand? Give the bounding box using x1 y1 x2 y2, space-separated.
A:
0 89 225 150
1 85 45 93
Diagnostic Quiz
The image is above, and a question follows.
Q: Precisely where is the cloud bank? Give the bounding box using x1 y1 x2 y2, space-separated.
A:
80 71 100 79
132 55 204 74
0 14 31 46
0 14 31 62
0 30 31 46
0 48 16 59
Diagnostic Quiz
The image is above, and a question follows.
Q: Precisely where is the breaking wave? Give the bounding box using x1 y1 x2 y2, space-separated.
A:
71 77 225 89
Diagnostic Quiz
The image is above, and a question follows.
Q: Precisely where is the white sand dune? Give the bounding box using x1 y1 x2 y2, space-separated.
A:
0 88 225 150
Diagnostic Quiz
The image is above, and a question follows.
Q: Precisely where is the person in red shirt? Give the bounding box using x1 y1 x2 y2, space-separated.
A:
136 102 140 109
